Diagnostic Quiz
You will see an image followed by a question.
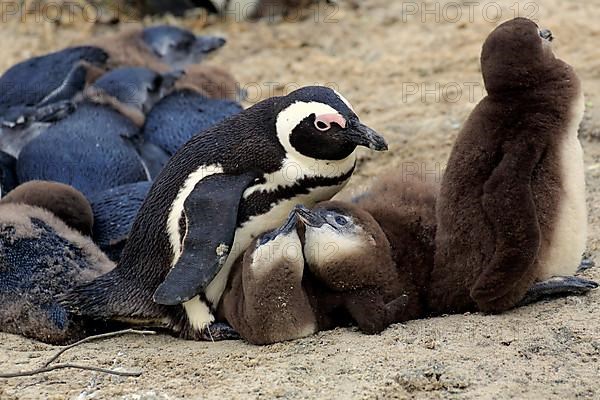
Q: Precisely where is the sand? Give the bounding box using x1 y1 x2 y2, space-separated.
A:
1 0 600 398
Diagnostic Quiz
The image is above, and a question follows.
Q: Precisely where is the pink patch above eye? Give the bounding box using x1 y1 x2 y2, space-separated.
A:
314 113 347 131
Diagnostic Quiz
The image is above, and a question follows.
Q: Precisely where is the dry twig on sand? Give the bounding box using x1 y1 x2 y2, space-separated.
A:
0 329 156 378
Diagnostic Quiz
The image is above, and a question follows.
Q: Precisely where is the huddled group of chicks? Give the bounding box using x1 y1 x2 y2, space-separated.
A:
0 18 598 346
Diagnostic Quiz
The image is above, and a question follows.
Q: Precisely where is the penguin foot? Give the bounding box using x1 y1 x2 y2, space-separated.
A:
577 256 595 272
518 276 599 306
200 322 240 341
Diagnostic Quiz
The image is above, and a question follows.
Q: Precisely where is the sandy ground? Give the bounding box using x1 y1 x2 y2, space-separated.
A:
1 0 600 398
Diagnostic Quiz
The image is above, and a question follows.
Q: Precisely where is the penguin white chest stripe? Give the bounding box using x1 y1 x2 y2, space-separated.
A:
538 92 587 279
167 163 224 262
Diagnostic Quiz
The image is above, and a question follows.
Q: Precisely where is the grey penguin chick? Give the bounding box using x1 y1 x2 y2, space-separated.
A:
16 67 180 197
429 18 597 315
64 86 387 340
88 25 226 73
0 46 108 157
0 183 114 344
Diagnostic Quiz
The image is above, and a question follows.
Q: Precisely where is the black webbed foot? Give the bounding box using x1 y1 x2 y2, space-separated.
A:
199 322 241 341
518 276 598 307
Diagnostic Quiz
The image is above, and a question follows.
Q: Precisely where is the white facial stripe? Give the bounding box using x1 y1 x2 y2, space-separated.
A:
167 164 223 264
333 89 356 114
276 101 342 163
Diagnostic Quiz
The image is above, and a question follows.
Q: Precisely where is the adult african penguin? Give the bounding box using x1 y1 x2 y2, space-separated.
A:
65 86 387 339
429 18 597 314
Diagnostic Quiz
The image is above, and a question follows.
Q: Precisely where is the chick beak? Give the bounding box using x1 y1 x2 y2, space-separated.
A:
294 204 327 228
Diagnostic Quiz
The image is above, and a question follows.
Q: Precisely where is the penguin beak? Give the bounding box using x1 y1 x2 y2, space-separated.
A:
278 210 298 235
294 205 327 228
193 35 227 55
539 28 553 42
347 120 388 151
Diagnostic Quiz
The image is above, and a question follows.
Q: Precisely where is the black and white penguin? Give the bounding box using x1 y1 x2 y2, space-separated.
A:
0 182 114 344
65 86 387 339
0 46 108 156
429 18 598 314
89 25 226 73
88 181 152 262
16 67 180 197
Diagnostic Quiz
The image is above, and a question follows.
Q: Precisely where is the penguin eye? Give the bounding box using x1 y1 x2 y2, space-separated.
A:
314 120 330 131
334 216 348 226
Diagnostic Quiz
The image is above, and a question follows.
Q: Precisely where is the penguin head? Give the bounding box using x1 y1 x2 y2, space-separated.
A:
295 201 394 291
0 181 93 236
274 86 387 161
142 25 227 69
250 210 304 271
481 18 560 94
87 67 183 115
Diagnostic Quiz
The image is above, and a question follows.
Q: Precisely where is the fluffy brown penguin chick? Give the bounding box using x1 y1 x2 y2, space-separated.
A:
353 175 438 314
1 180 93 236
218 212 318 345
430 18 597 315
297 201 417 334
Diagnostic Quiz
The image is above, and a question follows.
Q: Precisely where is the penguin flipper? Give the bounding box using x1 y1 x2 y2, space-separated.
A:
470 145 543 311
153 171 260 305
517 276 598 307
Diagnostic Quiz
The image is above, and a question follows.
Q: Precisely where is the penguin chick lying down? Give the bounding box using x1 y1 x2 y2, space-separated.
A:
218 201 418 345
0 182 115 344
219 172 597 345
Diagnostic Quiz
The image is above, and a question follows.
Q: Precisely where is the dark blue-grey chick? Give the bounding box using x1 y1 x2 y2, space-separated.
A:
88 181 152 262
0 181 114 344
90 25 226 73
16 67 181 197
144 89 243 156
0 151 17 198
0 46 108 156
